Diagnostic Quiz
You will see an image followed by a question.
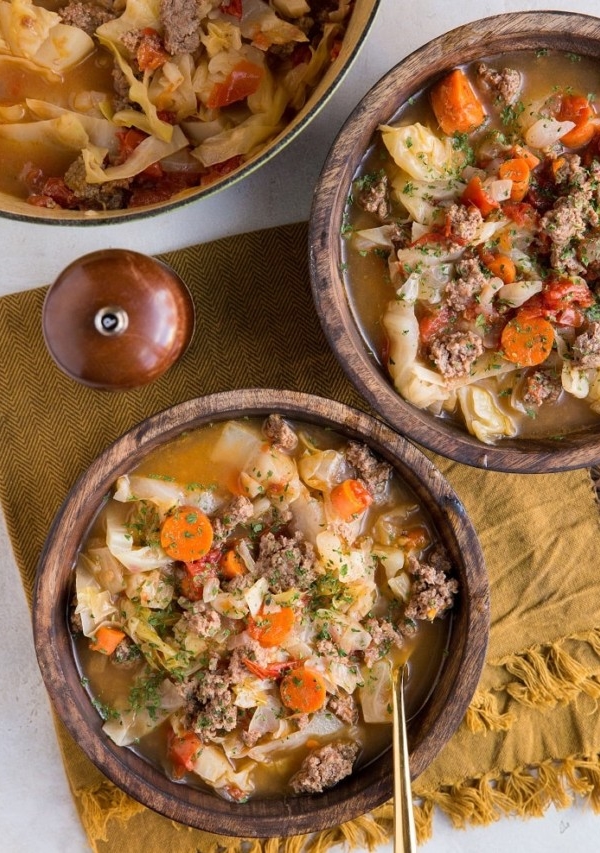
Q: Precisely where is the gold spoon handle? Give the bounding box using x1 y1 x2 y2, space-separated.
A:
393 664 417 853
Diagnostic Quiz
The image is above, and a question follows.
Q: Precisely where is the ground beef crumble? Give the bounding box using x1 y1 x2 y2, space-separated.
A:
572 321 600 368
59 0 116 34
159 0 200 55
428 330 484 379
405 549 458 622
183 670 238 740
356 174 392 221
444 203 483 244
254 530 317 592
263 414 298 452
444 257 487 312
522 369 562 408
289 741 359 794
476 62 522 104
344 440 392 503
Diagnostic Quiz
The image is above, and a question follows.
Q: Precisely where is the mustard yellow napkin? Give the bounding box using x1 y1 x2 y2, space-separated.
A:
0 222 598 852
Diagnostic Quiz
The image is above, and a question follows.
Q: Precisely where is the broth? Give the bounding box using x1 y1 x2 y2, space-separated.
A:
0 0 353 210
71 415 456 801
343 50 600 443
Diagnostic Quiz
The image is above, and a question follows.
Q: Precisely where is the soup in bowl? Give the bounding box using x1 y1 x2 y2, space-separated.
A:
310 12 600 472
33 389 489 836
0 0 379 222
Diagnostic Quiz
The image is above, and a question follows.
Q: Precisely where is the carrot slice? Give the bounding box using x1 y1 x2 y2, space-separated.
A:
461 175 499 217
220 548 246 579
89 625 126 655
330 478 373 520
498 158 531 202
280 667 327 713
430 68 486 135
160 506 214 562
483 253 517 284
511 144 541 170
247 607 295 648
501 313 554 366
558 93 596 148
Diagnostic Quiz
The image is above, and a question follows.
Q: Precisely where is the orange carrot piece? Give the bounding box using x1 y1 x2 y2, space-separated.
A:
89 625 126 655
430 68 486 135
220 548 246 579
280 667 327 714
160 506 214 562
500 313 554 366
484 253 517 284
399 525 431 552
330 478 373 520
557 93 596 148
560 120 597 149
247 607 295 648
511 144 541 170
461 175 499 217
498 158 531 202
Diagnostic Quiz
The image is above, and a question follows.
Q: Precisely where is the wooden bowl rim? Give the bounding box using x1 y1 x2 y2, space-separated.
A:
0 0 381 226
32 388 489 837
309 10 600 473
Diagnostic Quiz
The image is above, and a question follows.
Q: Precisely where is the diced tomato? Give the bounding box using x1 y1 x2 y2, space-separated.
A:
167 730 202 778
220 0 242 18
418 306 453 344
179 573 204 601
554 306 586 328
184 548 222 577
515 294 545 321
116 128 164 179
410 229 449 248
501 201 538 228
39 177 78 209
137 28 169 71
117 128 146 159
558 93 594 125
206 60 264 109
542 278 594 311
200 155 244 186
242 657 301 680
518 280 593 329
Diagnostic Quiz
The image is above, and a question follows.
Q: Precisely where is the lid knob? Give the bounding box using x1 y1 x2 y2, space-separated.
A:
43 249 195 391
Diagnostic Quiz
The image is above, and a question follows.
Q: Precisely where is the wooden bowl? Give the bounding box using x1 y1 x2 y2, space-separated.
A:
0 0 379 225
310 12 600 473
32 389 489 837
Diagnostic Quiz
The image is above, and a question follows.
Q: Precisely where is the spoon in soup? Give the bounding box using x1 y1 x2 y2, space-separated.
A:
392 659 417 853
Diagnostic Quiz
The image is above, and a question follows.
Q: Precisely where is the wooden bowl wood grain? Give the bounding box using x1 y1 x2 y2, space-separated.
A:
32 389 489 837
310 12 600 473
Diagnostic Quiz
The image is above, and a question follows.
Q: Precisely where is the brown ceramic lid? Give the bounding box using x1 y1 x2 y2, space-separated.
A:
43 249 195 390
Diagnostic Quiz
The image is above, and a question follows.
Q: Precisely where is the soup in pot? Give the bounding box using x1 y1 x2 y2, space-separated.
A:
0 0 352 211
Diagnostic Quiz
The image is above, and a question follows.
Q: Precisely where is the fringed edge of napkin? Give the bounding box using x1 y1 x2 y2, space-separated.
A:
72 752 600 853
412 754 600 843
72 778 390 853
465 627 600 733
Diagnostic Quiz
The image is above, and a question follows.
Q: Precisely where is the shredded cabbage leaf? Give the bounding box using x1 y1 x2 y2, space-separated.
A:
381 122 466 182
0 0 94 72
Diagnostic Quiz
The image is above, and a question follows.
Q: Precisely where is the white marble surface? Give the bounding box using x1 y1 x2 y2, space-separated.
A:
2 0 600 849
